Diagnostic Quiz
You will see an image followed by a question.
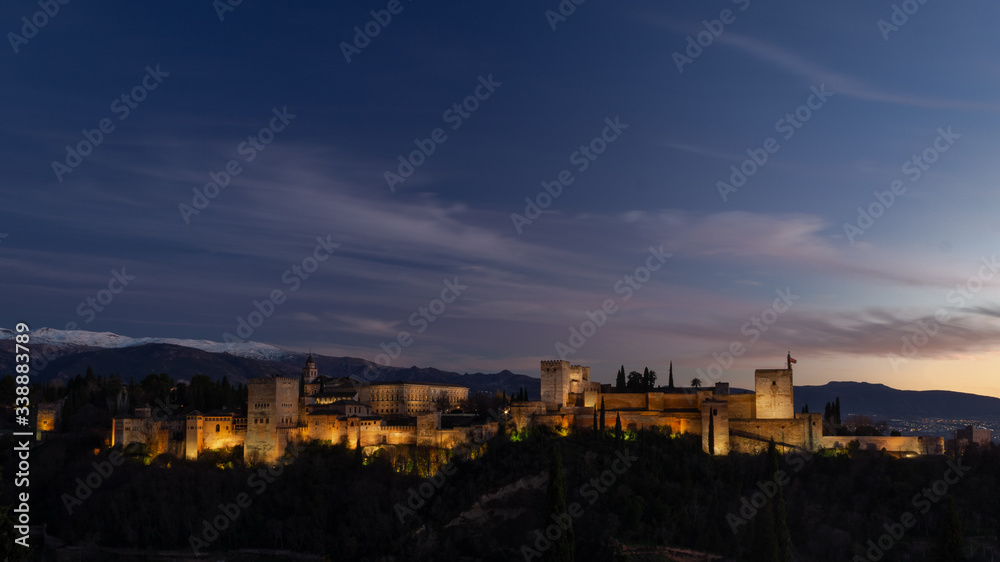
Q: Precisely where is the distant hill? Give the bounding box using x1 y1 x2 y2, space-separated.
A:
795 381 1000 419
0 328 541 399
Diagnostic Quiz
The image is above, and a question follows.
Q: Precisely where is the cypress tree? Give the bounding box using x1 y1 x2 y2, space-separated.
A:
600 397 606 431
615 366 626 391
834 397 841 425
708 408 715 455
614 412 623 442
545 447 574 562
934 497 964 562
768 440 791 562
668 361 674 389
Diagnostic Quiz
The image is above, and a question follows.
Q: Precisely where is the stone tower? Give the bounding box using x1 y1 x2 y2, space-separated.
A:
754 368 794 419
245 376 300 464
701 398 730 455
540 360 571 408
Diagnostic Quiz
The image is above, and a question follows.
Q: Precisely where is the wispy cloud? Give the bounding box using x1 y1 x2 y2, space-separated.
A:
717 33 1000 112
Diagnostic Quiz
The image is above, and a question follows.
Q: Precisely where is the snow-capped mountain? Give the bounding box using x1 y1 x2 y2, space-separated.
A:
0 327 541 397
0 327 295 362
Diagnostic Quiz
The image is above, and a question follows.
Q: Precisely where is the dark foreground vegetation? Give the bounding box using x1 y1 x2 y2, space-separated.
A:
1 422 999 561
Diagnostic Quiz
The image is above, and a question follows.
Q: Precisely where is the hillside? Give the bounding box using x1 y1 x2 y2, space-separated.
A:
795 381 1000 419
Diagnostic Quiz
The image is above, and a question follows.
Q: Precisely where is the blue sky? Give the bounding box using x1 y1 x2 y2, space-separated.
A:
3 1 1000 397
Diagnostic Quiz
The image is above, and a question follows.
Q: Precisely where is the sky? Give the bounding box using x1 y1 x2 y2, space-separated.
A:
3 1 1000 398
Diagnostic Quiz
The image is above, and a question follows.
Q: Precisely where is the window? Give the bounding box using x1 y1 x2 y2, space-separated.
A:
216 424 221 432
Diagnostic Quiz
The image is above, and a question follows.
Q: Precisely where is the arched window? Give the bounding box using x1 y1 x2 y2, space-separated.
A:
216 424 221 432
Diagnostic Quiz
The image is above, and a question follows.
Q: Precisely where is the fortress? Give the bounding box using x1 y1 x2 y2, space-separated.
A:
112 356 496 464
108 354 945 462
512 356 945 456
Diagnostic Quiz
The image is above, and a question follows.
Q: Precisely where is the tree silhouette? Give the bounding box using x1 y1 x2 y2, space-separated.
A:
690 378 702 388
643 368 656 390
668 361 674 389
545 447 574 561
615 366 626 391
934 496 964 562
627 371 642 391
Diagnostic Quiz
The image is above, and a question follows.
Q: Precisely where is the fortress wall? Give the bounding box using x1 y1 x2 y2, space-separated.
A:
659 392 703 411
602 394 648 410
614 411 700 433
307 416 337 441
818 435 945 455
509 402 546 432
646 392 664 410
201 417 241 451
730 418 807 450
726 394 756 419
730 435 773 455
384 426 417 445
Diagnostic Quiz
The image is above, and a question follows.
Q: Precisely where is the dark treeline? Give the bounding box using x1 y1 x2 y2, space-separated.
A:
3 367 248 433
3 423 996 560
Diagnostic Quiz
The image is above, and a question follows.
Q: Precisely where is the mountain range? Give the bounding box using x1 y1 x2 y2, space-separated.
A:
3 328 999 423
0 328 540 399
